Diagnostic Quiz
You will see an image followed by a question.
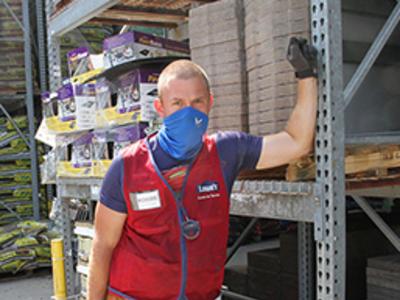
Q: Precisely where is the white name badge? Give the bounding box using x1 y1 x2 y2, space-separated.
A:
130 190 161 211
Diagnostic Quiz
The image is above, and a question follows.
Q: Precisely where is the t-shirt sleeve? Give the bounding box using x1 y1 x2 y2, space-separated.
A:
99 155 127 213
215 131 263 193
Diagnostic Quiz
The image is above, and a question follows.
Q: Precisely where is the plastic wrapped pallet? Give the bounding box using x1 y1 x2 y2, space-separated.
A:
244 0 310 135
189 0 248 133
0 220 56 274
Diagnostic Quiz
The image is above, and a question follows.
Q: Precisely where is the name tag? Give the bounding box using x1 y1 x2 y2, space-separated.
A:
130 190 161 211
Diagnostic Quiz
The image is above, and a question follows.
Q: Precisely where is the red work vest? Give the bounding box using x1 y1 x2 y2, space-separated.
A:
108 136 230 300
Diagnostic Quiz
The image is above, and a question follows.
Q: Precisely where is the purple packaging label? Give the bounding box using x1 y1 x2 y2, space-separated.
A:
67 47 89 62
134 31 163 48
57 83 74 100
117 105 140 114
118 70 139 88
103 31 165 51
41 91 50 103
164 39 190 54
74 83 96 96
73 132 93 146
138 69 160 84
113 124 146 142
72 162 92 168
60 115 75 122
103 32 134 51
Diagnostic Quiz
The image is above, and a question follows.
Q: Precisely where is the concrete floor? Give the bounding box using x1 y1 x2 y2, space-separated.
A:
0 271 53 300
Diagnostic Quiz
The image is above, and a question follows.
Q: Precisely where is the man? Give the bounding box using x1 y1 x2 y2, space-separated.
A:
88 37 317 300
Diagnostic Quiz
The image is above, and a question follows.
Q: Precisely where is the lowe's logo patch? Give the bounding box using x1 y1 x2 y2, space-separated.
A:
197 181 219 193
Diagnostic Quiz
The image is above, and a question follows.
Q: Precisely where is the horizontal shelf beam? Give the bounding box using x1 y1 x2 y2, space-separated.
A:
0 184 31 191
0 134 19 148
49 0 119 37
0 152 30 161
0 169 30 176
346 132 400 145
57 177 103 200
230 181 317 222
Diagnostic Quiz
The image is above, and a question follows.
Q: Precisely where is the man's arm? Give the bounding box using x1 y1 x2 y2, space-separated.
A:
87 203 127 300
256 77 317 169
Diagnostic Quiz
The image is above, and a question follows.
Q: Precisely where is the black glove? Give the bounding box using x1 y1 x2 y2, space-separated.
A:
287 37 318 79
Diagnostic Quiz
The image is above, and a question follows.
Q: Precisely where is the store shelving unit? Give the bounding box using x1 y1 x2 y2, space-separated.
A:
44 0 400 299
0 0 41 221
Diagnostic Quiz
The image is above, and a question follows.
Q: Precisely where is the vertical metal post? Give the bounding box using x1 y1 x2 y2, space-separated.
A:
22 0 40 221
36 0 48 91
46 0 62 91
298 222 314 300
59 193 76 296
311 0 346 299
36 0 55 208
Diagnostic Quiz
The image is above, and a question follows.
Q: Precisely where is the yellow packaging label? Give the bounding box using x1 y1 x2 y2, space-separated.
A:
96 108 141 127
57 162 93 178
92 160 112 178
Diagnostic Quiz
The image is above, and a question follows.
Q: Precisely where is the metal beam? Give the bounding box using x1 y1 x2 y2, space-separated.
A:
230 181 317 222
347 185 400 198
0 152 30 162
36 0 48 92
48 0 119 37
346 131 400 145
0 0 25 32
220 289 257 300
352 196 400 252
0 104 31 148
344 2 400 108
298 222 315 300
311 0 346 299
226 218 258 264
22 0 40 221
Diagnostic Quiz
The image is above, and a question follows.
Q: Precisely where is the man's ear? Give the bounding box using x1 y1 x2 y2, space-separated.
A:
153 98 165 118
209 93 214 110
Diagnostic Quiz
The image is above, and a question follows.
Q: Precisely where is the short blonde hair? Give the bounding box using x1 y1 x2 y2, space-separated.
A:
157 59 211 100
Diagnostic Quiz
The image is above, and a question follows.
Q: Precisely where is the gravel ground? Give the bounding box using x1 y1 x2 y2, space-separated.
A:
0 270 53 300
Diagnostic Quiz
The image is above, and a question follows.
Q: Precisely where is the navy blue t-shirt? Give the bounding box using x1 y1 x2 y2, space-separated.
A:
100 131 263 213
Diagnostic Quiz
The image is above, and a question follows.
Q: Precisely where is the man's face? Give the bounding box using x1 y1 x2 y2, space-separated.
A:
155 76 213 118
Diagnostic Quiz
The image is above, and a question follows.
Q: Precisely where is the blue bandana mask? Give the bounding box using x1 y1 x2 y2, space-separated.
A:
157 107 209 161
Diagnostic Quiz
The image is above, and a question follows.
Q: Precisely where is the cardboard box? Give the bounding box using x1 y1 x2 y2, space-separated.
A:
103 31 189 68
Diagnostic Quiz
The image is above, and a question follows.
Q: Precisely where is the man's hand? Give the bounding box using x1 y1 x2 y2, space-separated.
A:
287 37 317 79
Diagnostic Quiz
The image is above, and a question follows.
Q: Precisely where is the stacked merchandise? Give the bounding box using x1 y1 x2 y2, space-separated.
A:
247 231 298 299
188 0 310 135
0 116 47 225
189 0 248 133
224 231 298 300
0 220 55 274
0 0 32 95
367 255 400 300
0 116 33 225
74 222 94 299
60 24 114 79
244 0 310 135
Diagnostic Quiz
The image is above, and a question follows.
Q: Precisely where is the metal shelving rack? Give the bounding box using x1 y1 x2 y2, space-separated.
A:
0 0 41 221
45 0 400 299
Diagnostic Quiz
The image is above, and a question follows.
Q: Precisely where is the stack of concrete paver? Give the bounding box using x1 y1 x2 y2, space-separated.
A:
244 0 310 135
189 0 248 133
0 0 26 95
189 0 310 135
367 255 400 300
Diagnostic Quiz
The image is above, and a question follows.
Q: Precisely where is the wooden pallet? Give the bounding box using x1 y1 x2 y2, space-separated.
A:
238 145 400 183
